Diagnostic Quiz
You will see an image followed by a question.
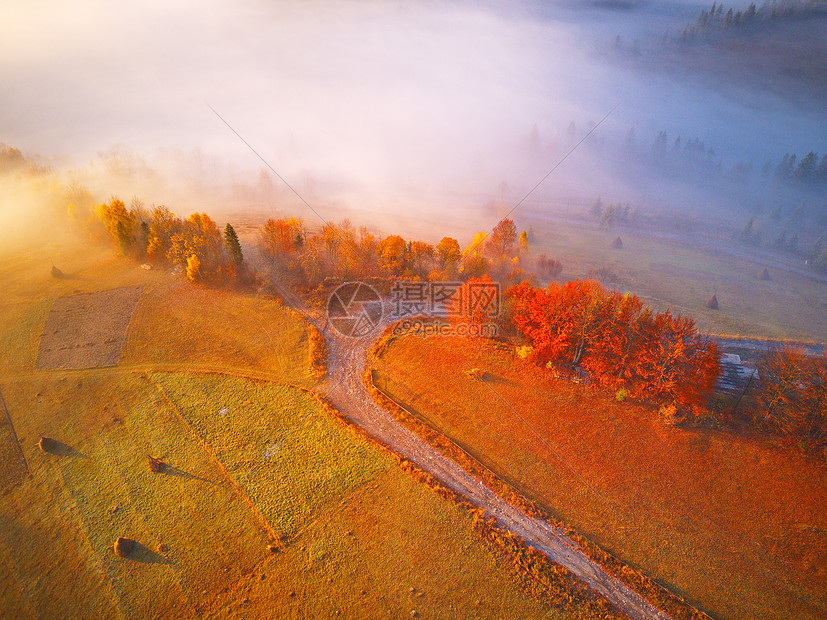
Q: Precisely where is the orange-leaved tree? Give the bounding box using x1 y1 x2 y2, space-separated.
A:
759 348 827 447
509 279 720 407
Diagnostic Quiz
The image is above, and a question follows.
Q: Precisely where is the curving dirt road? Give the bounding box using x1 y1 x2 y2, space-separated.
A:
313 305 672 620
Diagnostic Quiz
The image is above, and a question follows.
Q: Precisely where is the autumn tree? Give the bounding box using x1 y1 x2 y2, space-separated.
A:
409 240 435 279
447 275 499 335
260 218 300 261
321 221 342 267
101 198 136 255
186 254 202 283
436 236 461 278
509 279 720 407
298 234 326 287
485 218 518 260
168 212 225 280
463 231 488 260
536 254 563 278
759 348 827 448
518 230 529 255
146 206 180 263
378 235 407 276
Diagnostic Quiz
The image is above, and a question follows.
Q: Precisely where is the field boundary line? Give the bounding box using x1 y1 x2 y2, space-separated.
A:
146 374 280 543
365 337 714 620
0 386 29 483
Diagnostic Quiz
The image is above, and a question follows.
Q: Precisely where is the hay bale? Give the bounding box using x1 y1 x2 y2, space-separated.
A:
157 543 169 553
147 456 166 473
759 268 770 280
113 537 135 557
50 265 63 278
611 236 623 249
706 294 719 310
38 436 57 453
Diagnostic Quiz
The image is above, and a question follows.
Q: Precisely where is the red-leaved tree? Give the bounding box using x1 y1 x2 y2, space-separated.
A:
509 279 720 407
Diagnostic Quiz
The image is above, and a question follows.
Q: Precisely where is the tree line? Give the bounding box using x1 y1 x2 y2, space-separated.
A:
679 1 826 40
258 216 541 289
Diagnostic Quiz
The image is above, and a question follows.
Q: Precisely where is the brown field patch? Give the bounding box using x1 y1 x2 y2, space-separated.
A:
36 286 143 370
373 334 827 620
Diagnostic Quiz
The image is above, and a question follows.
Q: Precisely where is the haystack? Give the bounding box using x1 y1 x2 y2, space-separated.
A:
147 456 166 473
38 436 57 453
611 236 623 249
759 268 770 280
50 265 63 278
113 537 135 557
706 294 719 310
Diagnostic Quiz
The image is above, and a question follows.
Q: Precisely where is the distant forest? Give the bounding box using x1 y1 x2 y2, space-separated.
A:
678 0 827 41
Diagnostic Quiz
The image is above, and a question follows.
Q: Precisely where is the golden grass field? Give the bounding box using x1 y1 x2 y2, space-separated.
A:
0 233 580 619
525 218 827 342
372 334 827 620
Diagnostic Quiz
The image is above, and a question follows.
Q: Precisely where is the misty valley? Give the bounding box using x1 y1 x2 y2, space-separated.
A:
0 1 826 619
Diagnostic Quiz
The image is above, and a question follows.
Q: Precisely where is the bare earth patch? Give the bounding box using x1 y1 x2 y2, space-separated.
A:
36 286 143 370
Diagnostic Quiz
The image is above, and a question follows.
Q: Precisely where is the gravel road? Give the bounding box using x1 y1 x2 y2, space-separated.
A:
316 309 672 620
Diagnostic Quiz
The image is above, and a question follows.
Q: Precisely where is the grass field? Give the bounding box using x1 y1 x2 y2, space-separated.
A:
524 217 827 342
0 234 587 619
372 334 827 620
121 281 317 385
0 369 575 619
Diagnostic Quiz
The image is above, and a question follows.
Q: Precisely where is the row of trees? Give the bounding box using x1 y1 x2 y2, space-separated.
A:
735 217 827 272
775 152 827 185
98 198 248 285
508 279 721 407
758 347 827 450
679 1 824 40
590 198 637 228
258 216 538 288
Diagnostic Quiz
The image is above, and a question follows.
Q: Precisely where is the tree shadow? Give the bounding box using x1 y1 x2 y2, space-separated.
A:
482 373 513 386
163 464 213 484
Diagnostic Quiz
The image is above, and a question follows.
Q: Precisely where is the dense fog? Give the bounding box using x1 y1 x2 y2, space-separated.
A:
1 0 825 237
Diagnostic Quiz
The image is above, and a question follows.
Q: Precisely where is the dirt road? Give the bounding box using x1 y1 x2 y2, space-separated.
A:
315 308 672 620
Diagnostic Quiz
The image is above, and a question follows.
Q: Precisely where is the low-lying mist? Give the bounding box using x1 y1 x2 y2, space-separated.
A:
1 0 824 241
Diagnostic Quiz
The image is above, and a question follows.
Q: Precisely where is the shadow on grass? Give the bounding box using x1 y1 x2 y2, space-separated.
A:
40 440 87 459
163 464 213 484
124 541 170 565
51 267 87 281
481 373 513 386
